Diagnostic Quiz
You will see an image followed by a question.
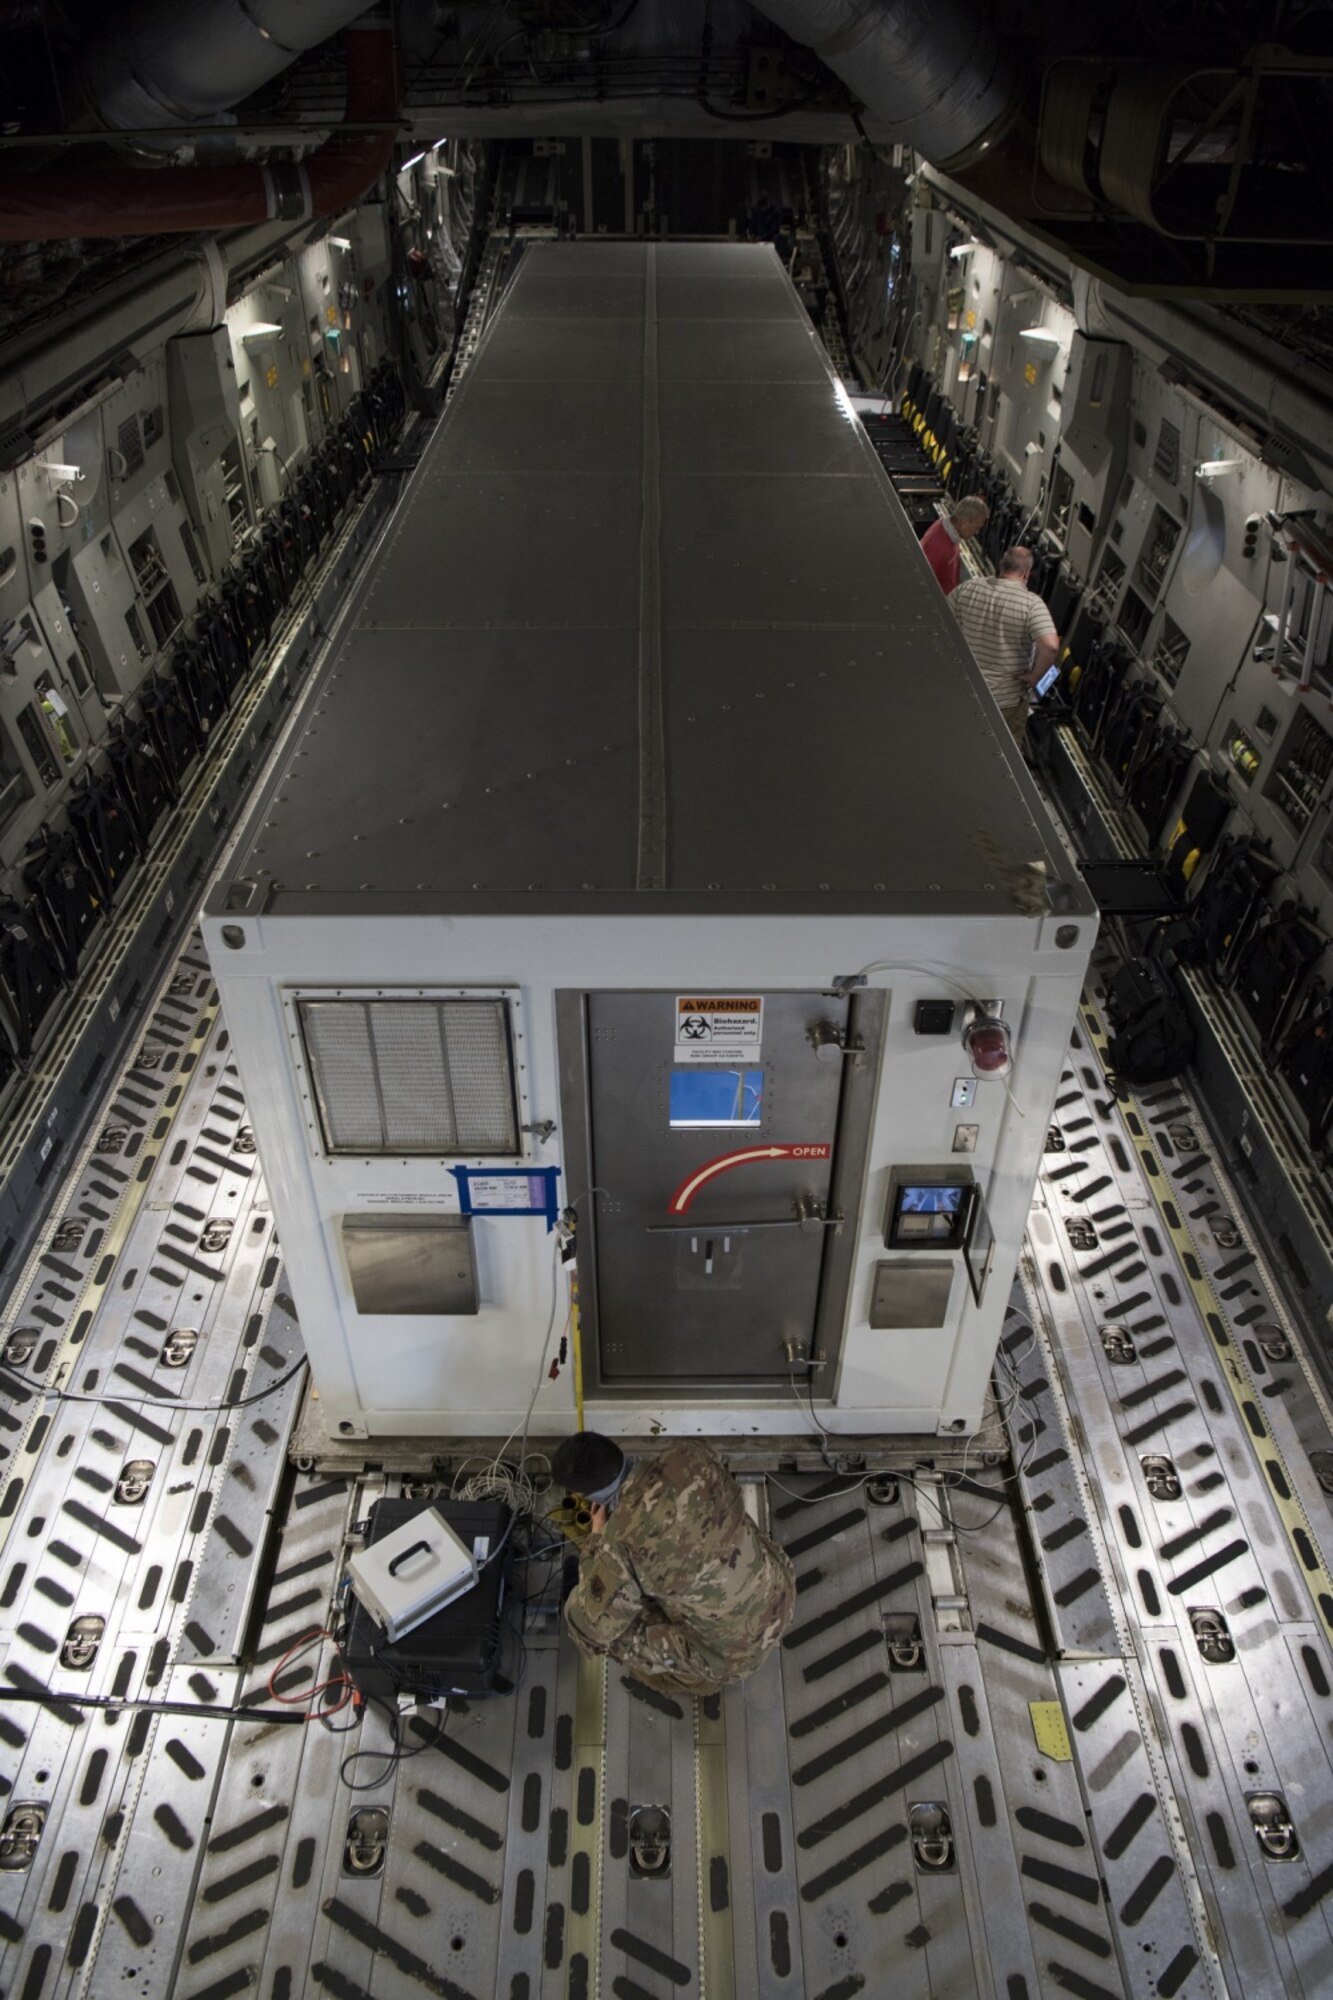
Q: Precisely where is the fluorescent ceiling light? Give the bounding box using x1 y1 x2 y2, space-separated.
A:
401 151 425 174
1018 327 1062 343
328 235 352 251
1195 458 1245 479
949 239 981 258
241 322 283 343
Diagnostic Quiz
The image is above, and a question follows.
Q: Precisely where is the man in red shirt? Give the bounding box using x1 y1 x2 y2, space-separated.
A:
920 496 989 595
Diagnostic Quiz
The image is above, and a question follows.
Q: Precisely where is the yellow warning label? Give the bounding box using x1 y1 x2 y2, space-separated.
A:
1030 1700 1073 1761
678 998 761 1013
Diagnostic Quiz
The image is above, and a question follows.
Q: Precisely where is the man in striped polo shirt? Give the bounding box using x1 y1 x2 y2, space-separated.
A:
951 544 1059 742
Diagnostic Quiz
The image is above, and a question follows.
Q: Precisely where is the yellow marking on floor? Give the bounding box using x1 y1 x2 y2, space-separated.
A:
566 1652 607 1996
695 1693 736 2000
1030 1699 1073 1761
1080 995 1333 1644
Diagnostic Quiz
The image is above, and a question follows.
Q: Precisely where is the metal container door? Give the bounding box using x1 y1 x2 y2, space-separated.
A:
585 990 853 1383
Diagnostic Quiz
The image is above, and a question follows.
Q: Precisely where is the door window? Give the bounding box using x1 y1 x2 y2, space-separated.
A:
668 1067 764 1129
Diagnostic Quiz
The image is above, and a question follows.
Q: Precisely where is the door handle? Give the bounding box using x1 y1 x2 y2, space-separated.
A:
646 1195 842 1235
645 1218 799 1234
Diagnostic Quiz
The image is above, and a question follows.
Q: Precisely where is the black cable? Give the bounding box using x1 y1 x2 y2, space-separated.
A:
850 105 899 170
772 1347 1034 1533
788 1363 851 1477
0 1355 309 1414
0 1687 306 1725
339 1694 450 1792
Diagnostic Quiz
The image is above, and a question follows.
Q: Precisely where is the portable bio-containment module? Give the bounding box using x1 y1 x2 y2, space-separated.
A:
201 241 1096 1445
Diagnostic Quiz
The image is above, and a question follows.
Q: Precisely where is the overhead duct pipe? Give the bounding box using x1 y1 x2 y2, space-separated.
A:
82 0 379 141
748 0 1015 170
0 22 398 242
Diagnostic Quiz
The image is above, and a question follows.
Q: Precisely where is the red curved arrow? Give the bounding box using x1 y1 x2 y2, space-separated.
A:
668 1143 830 1215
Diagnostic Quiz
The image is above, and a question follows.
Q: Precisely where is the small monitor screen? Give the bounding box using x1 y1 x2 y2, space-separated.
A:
1035 663 1062 699
900 1185 964 1215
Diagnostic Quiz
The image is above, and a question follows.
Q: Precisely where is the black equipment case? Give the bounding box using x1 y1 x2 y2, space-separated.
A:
342 1497 512 1703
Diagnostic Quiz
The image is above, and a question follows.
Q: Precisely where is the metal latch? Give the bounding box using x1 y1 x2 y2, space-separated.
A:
1140 1455 1181 1501
115 1459 155 1506
866 1476 900 1508
1256 1324 1292 1363
3 1330 36 1368
884 1612 924 1671
0 1805 46 1872
1188 1607 1234 1665
1248 1792 1300 1861
1100 1323 1137 1365
910 1802 955 1871
53 1217 85 1252
628 1805 671 1878
61 1614 105 1671
160 1327 198 1370
200 1219 233 1255
343 1806 389 1876
96 1124 128 1154
1065 1219 1098 1252
233 1125 257 1156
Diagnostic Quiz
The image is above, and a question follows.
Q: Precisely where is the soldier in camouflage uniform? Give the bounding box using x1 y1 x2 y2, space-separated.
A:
551 1431 796 1697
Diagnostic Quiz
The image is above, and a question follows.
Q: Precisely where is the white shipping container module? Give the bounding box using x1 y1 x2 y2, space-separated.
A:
202 242 1097 1446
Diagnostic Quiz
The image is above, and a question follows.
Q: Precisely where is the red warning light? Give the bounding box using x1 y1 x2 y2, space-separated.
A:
963 1018 1012 1079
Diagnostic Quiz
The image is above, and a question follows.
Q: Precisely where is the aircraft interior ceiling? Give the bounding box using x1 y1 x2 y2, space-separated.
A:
1 3 1333 1996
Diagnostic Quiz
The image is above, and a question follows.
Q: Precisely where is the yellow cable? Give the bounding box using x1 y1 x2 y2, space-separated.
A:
569 1263 586 1431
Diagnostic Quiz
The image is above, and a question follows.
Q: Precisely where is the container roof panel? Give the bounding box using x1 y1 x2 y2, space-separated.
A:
224 241 1087 918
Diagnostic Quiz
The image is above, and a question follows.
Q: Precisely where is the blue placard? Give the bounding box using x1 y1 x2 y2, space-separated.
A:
449 1165 562 1230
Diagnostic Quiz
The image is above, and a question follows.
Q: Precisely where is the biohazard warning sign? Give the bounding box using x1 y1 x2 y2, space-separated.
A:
674 995 763 1065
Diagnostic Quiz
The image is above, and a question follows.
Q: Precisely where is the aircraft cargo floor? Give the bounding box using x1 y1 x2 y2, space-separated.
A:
1 936 1332 2000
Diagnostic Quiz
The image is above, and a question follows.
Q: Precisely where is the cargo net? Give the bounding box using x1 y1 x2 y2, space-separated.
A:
298 997 518 1155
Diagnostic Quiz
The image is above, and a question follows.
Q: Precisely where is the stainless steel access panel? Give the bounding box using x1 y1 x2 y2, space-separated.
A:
561 988 883 1392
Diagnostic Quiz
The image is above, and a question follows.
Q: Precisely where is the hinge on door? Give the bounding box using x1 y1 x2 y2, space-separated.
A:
795 1194 843 1229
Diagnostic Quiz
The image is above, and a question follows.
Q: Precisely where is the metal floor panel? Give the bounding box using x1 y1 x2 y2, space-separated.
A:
7 943 1333 1995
